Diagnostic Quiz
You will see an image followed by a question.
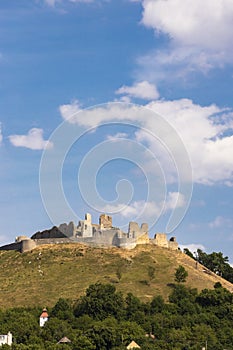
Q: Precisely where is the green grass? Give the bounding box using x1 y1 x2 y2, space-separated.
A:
0 243 232 308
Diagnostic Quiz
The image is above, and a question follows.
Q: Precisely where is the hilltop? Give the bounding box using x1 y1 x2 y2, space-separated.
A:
0 243 232 309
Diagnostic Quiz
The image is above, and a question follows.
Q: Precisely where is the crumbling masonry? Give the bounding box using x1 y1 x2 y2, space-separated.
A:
0 213 178 253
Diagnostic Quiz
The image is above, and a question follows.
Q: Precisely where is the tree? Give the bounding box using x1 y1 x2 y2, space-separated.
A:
208 252 228 276
196 287 233 307
150 295 164 314
73 335 95 350
51 298 74 321
1 309 40 344
222 263 233 283
74 283 124 320
86 317 119 350
175 265 188 283
125 293 142 319
41 317 74 342
196 249 233 283
117 321 145 346
214 282 222 289
183 248 194 259
169 284 197 305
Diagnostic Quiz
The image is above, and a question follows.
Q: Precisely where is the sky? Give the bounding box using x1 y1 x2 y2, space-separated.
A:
0 0 233 262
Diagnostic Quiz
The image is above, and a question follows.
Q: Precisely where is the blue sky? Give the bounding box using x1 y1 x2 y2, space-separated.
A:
1 0 233 262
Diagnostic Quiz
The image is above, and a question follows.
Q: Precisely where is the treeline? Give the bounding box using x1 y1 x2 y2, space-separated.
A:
0 282 233 349
184 248 233 283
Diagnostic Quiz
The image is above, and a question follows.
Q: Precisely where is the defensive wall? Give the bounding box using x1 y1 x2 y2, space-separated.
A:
0 213 178 253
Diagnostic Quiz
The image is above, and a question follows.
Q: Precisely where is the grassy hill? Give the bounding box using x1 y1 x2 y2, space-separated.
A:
0 243 232 309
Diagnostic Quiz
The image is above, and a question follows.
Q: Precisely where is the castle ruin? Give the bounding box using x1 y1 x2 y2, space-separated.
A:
0 213 178 253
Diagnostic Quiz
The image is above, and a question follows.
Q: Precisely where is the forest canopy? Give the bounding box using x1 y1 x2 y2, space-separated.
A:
0 281 233 350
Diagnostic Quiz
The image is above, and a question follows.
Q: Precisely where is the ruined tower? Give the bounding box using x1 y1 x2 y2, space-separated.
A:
99 214 112 229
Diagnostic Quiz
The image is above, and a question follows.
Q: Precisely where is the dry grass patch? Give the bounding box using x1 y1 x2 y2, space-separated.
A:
0 244 232 308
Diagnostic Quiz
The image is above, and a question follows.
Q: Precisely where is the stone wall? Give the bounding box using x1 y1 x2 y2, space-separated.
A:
0 239 37 253
153 233 169 248
118 237 137 249
21 239 37 253
0 213 178 253
0 241 22 252
136 232 150 245
34 238 73 246
31 226 67 240
168 237 178 250
58 222 76 237
152 233 178 250
84 228 121 247
128 222 148 239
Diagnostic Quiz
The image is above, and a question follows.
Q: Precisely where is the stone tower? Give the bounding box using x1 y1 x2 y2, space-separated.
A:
80 213 93 237
99 214 112 229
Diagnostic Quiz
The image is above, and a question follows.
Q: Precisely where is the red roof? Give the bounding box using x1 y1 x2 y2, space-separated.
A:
40 309 48 318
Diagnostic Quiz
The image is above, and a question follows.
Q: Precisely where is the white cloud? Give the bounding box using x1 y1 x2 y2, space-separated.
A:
59 99 82 124
9 128 53 150
106 132 128 142
59 99 233 186
208 216 233 229
142 99 233 185
97 200 163 232
137 47 226 84
100 200 161 219
116 81 159 100
99 193 185 220
141 0 233 51
164 192 186 212
59 101 146 127
116 95 132 104
136 0 233 79
44 0 95 6
180 243 205 254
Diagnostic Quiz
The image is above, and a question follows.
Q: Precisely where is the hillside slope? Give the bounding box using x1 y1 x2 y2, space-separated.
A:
0 243 232 308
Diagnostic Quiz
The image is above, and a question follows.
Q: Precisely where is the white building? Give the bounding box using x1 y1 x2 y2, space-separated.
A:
39 308 49 327
0 332 12 346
